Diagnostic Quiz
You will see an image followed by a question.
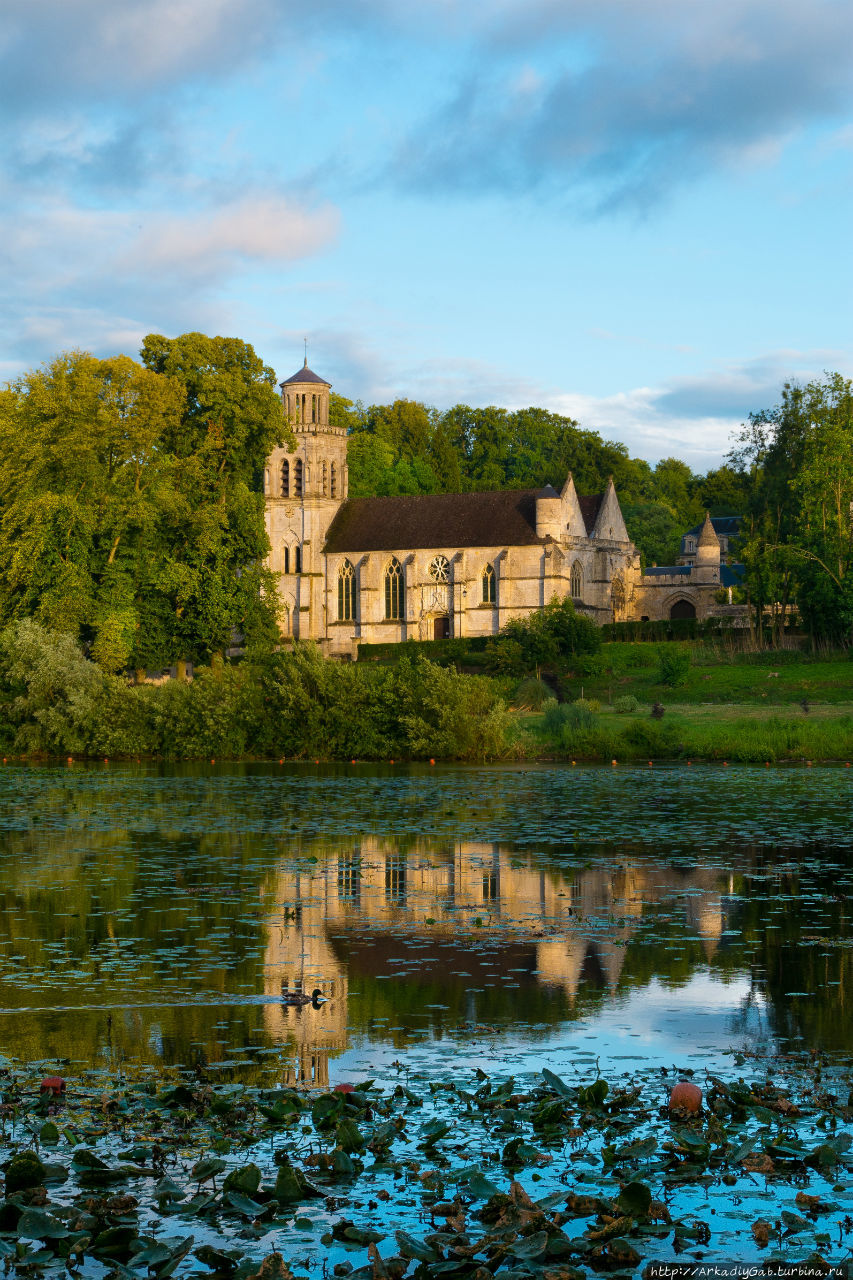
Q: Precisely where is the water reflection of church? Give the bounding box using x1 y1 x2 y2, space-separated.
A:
262 842 729 1087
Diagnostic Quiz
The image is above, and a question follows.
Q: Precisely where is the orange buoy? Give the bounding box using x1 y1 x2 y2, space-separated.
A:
429 758 435 765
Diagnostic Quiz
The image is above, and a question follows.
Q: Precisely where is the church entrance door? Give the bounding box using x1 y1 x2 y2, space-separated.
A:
433 616 450 640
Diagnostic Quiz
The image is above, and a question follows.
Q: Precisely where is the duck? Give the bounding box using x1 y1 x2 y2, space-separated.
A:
281 988 327 1008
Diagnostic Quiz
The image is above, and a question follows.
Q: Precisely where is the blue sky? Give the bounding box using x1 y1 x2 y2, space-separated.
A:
2 0 852 468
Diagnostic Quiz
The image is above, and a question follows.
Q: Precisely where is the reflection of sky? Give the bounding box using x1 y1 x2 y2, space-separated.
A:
332 971 772 1084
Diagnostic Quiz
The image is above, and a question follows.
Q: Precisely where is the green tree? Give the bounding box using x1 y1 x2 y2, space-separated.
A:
729 372 853 642
0 352 184 671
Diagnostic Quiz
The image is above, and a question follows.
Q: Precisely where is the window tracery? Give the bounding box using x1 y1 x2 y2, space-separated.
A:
428 555 450 583
385 557 404 620
570 561 583 600
482 563 496 604
338 559 356 621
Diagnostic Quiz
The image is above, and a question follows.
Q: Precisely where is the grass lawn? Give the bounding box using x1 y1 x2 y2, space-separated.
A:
561 642 853 705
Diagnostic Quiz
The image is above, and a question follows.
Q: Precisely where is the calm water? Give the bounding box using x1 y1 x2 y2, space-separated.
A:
1 762 851 1084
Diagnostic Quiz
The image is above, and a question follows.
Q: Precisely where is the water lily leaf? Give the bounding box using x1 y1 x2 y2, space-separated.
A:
224 1193 266 1218
222 1165 261 1197
38 1122 60 1146
781 1211 809 1234
510 1231 548 1259
192 1158 227 1183
5 1152 46 1193
420 1121 450 1152
465 1171 500 1200
311 1093 344 1130
154 1176 186 1202
394 1231 439 1263
541 1069 572 1099
577 1080 609 1107
616 1181 652 1218
195 1244 241 1273
40 1163 68 1185
335 1118 365 1153
156 1235 195 1278
17 1209 70 1240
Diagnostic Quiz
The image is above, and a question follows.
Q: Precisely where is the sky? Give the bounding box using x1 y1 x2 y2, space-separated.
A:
1 0 852 470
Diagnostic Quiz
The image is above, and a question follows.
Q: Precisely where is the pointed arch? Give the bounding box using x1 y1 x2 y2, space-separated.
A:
384 557 404 620
294 458 303 497
482 563 496 604
280 458 290 497
322 460 328 496
330 461 337 498
282 545 290 575
611 576 625 620
570 560 583 600
338 559 356 621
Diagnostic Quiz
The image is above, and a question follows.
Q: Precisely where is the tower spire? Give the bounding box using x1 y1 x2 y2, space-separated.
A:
304 337 308 367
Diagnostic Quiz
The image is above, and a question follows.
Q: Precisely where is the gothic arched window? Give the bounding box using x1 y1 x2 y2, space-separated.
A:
281 458 290 497
570 561 583 600
482 563 496 604
330 462 337 498
295 545 303 574
294 458 303 497
322 460 328 496
385 557 404 620
338 560 356 621
282 545 290 575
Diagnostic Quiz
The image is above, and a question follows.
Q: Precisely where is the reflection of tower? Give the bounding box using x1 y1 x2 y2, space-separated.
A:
685 890 725 959
263 870 349 1088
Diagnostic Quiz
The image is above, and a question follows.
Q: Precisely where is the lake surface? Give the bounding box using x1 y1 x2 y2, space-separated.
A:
1 762 851 1084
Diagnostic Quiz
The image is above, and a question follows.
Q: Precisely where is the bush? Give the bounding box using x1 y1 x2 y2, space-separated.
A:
657 645 691 687
574 697 601 714
513 677 553 710
613 694 640 713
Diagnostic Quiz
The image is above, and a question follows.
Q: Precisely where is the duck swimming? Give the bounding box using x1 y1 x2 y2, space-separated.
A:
281 988 327 1008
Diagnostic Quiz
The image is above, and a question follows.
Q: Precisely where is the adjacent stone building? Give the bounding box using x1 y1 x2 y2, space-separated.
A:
264 361 740 652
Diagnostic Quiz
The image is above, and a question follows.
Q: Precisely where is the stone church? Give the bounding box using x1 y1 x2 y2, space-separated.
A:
264 361 734 654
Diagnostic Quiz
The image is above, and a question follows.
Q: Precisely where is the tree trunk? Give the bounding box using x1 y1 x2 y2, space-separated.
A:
176 659 188 682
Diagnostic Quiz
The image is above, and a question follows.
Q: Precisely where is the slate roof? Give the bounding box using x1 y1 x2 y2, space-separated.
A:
279 362 331 387
643 565 692 577
578 494 603 536
683 515 742 540
323 487 560 553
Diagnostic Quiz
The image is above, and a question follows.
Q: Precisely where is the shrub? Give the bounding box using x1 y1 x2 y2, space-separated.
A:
514 677 552 710
613 694 640 713
574 697 601 714
657 645 691 687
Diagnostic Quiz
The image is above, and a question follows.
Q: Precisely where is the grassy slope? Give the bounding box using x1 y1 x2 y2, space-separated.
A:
516 643 853 761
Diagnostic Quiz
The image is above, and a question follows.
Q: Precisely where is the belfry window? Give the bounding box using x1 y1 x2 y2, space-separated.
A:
570 561 583 600
338 559 356 621
281 458 290 497
385 557 404 620
282 545 290 575
322 460 328 496
294 458 303 497
330 462 337 498
482 563 496 604
312 394 317 424
295 545 303 574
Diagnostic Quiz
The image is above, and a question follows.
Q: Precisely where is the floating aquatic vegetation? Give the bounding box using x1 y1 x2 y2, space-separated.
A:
0 1052 851 1278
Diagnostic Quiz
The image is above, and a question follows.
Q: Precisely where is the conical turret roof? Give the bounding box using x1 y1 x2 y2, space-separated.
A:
697 511 720 548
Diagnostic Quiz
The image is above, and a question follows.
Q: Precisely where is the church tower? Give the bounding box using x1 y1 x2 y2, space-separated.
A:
264 358 347 639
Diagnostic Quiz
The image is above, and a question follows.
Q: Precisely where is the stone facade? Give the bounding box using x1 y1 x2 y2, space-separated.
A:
264 363 740 650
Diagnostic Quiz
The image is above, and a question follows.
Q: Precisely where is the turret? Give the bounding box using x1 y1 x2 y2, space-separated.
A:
692 511 720 585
